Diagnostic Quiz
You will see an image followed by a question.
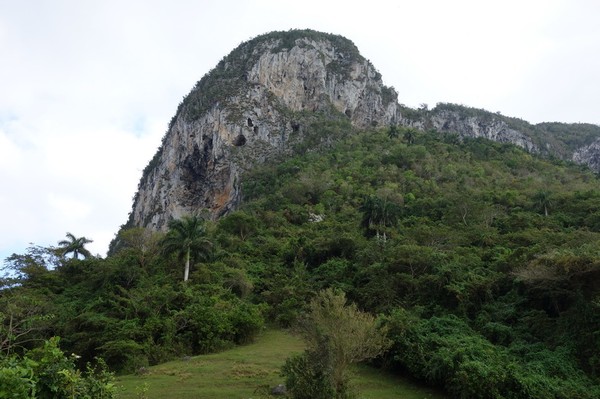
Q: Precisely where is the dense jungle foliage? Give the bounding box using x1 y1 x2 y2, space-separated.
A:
2 125 600 398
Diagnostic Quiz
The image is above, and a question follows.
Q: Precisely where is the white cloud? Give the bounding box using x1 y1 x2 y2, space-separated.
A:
47 193 92 222
1 0 599 261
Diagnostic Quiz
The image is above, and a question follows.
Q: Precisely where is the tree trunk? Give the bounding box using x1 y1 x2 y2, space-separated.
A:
184 247 190 282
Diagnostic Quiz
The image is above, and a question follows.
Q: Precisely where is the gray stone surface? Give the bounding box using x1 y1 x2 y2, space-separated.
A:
130 34 398 231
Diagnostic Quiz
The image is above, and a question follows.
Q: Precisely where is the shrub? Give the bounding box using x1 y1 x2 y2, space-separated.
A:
383 309 600 399
283 289 389 399
0 337 116 399
282 348 336 399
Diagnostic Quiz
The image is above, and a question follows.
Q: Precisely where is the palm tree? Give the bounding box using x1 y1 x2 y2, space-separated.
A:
57 232 93 259
387 124 400 139
161 215 212 282
533 190 552 217
403 128 417 145
360 195 400 243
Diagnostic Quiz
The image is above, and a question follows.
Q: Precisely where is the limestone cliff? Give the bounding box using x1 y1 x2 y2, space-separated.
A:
402 103 600 169
428 108 537 152
573 138 600 171
129 30 399 231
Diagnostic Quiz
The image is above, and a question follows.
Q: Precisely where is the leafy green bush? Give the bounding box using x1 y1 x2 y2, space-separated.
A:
383 309 600 399
0 337 116 399
228 301 265 344
283 289 389 399
282 348 337 399
172 290 264 354
0 356 36 398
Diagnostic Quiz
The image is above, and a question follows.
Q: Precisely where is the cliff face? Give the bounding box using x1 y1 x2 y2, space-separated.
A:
427 109 538 152
129 31 399 231
573 138 600 171
125 30 600 235
402 104 600 170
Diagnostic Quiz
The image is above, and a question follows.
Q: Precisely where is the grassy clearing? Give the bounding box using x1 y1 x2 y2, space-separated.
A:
116 329 446 399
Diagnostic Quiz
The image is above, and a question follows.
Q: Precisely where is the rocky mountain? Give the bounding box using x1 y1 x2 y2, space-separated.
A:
123 29 600 234
127 30 400 231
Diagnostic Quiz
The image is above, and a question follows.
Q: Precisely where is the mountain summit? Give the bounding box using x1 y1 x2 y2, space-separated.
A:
125 29 600 233
128 30 400 230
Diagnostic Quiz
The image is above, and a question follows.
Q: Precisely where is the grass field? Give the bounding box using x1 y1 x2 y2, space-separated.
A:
116 329 446 399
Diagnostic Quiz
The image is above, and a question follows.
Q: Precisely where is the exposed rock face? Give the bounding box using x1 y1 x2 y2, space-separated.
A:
428 109 538 152
129 31 399 231
402 105 600 171
573 138 600 171
125 30 600 236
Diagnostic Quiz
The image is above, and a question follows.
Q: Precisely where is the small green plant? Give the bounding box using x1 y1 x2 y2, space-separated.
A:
135 382 149 399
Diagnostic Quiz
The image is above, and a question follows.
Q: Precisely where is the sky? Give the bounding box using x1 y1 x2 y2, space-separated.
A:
1 0 599 262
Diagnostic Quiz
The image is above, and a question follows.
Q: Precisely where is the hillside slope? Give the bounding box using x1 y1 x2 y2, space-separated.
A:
116 329 445 399
230 126 600 398
122 29 600 240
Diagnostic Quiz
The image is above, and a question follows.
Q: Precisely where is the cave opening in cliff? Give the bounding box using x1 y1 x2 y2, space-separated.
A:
247 118 253 127
233 134 247 146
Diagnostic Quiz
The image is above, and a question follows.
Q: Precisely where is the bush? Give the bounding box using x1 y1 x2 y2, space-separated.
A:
0 356 36 399
228 301 265 344
0 337 116 399
282 348 336 399
383 309 600 399
174 294 265 354
283 289 389 399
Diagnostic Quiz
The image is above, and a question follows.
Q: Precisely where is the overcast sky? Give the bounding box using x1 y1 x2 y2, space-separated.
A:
1 0 599 262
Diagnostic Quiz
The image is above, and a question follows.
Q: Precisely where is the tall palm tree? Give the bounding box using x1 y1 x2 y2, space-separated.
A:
58 232 93 259
403 128 417 145
360 195 399 243
533 190 552 217
161 215 212 282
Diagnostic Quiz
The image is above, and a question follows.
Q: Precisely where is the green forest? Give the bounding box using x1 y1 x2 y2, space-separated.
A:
2 123 600 398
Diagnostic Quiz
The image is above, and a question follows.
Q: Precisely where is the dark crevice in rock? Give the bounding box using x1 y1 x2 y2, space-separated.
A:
233 134 247 146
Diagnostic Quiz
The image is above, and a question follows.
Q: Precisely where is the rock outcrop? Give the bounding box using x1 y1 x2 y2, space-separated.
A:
573 138 600 171
428 108 538 152
128 30 399 231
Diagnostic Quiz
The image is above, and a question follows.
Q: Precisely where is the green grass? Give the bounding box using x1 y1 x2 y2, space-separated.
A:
116 329 446 399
